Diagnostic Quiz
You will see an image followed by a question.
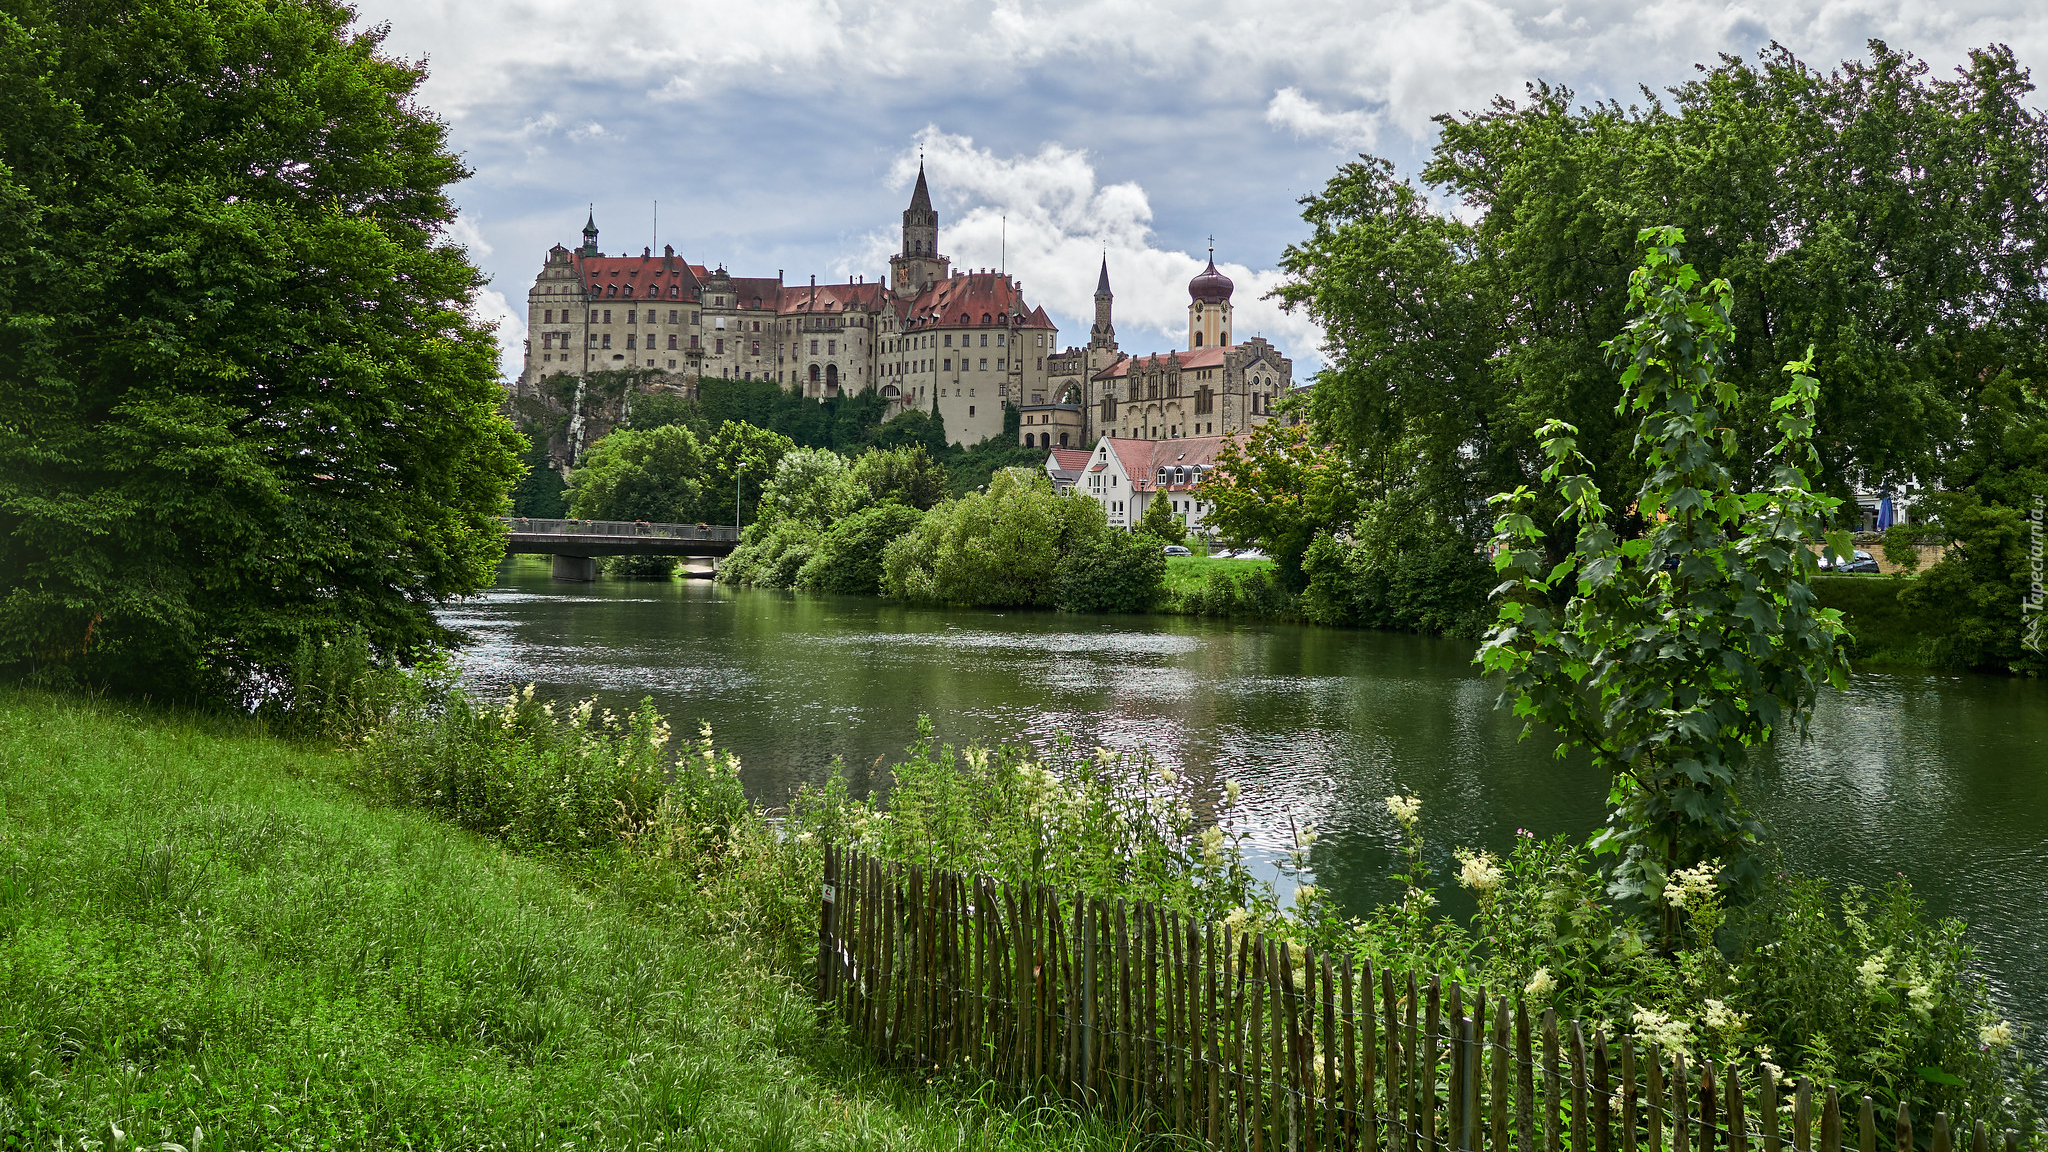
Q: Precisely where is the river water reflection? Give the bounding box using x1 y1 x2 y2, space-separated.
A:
446 559 2048 1057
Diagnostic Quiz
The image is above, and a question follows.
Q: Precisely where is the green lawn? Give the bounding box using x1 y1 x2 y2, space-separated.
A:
1163 554 1275 597
0 690 1119 1150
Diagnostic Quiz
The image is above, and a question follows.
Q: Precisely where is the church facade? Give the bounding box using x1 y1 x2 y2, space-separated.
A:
1019 251 1294 451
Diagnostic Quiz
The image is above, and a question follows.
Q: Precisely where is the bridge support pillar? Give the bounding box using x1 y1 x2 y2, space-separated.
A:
550 554 597 582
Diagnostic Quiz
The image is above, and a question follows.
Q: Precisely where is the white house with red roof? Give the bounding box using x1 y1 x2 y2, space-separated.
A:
516 166 1060 447
1042 447 1093 494
1076 433 1243 533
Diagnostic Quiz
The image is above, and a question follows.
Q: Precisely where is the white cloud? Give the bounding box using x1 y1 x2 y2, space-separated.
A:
1266 88 1381 151
472 286 523 377
852 128 1324 372
446 213 494 259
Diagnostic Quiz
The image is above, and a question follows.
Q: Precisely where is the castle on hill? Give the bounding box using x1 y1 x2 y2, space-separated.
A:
513 166 1290 449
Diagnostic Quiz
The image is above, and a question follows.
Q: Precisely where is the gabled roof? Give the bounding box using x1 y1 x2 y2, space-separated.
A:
1093 345 1234 380
573 249 703 299
1049 448 1092 472
1099 434 1246 492
778 280 892 315
899 271 1058 330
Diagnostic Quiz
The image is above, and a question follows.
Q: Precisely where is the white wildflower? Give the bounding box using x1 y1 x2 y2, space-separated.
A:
1199 825 1226 863
1525 968 1556 1000
1297 823 1318 847
1294 884 1319 907
1385 794 1422 832
1703 999 1747 1035
1224 779 1243 805
1631 1007 1693 1056
1094 746 1115 765
1980 1021 2015 1049
1908 984 1936 1015
1156 766 1178 786
1455 849 1505 896
1856 950 1890 991
1664 861 1721 910
1222 907 1251 933
521 682 536 701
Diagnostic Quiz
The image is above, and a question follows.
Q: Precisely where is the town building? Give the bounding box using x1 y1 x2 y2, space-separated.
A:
1072 433 1243 533
1021 248 1295 451
514 166 1060 447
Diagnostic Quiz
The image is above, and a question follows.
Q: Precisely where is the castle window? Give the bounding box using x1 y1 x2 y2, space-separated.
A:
809 339 818 354
626 334 636 350
716 338 725 354
670 285 679 297
979 359 987 371
668 335 677 350
627 310 637 324
1195 332 1204 346
995 333 1004 346
969 406 975 417
979 334 988 347
602 310 612 323
543 309 553 324
944 335 952 347
828 340 837 355
601 334 611 348
981 313 991 325
668 310 678 323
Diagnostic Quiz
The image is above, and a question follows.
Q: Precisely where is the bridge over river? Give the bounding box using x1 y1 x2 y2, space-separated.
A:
502 518 739 581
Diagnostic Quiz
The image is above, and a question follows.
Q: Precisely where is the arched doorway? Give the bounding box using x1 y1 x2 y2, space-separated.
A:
825 364 839 394
808 364 821 388
1058 432 1069 448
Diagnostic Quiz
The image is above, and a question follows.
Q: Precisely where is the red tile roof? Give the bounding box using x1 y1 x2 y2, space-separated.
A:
574 250 703 299
1049 448 1092 472
1101 433 1246 492
897 271 1056 330
1092 345 1234 380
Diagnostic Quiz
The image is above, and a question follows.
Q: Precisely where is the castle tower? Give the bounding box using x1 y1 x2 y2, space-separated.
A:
1089 255 1118 352
890 163 950 298
580 208 600 257
1187 240 1233 349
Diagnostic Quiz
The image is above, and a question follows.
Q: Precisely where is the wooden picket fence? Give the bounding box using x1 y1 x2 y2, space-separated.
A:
816 845 2025 1152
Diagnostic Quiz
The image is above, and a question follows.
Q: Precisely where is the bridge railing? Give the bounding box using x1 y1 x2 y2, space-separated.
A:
502 517 739 541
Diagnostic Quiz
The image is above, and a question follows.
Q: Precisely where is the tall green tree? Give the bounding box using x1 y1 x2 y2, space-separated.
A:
1278 43 2048 628
1479 230 1851 926
0 0 520 698
567 424 710 523
1202 420 1357 590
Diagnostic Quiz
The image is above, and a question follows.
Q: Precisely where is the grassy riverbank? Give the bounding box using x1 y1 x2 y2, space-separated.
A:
0 689 1119 1150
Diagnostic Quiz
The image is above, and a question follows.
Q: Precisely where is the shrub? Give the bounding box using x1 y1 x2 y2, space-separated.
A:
1299 516 1491 635
851 445 949 511
1135 492 1188 545
881 469 1108 607
718 520 821 589
1056 530 1167 613
1171 566 1299 619
795 503 927 595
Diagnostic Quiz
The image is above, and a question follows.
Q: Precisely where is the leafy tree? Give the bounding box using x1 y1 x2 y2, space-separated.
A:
1478 230 1851 930
758 448 863 529
1135 490 1188 545
1890 374 2048 672
795 503 927 596
882 469 1108 607
510 441 569 519
1277 43 2048 649
567 424 710 523
0 0 520 698
875 406 948 457
851 445 948 511
1056 530 1167 614
1300 483 1493 635
704 421 797 528
1203 420 1357 590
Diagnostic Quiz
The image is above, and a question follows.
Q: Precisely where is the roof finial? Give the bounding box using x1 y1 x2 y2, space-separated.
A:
1208 235 1215 262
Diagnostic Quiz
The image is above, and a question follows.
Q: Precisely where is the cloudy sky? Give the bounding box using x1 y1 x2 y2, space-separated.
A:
355 0 2048 382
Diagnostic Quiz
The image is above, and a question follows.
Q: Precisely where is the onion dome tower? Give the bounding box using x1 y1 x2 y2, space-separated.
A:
1187 239 1233 349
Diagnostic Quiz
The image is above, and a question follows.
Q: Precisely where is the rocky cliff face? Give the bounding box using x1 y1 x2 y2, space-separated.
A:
503 370 693 475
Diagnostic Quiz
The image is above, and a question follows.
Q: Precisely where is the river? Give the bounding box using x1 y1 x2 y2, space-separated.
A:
445 558 2048 1059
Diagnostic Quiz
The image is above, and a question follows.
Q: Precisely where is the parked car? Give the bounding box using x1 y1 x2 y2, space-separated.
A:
1819 549 1880 574
1231 548 1269 560
1162 544 1193 557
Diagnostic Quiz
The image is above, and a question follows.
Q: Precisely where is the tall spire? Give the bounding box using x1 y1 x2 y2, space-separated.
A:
1095 254 1112 295
908 162 933 213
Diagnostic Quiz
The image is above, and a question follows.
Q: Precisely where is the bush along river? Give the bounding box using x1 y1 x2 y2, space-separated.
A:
445 557 2048 1065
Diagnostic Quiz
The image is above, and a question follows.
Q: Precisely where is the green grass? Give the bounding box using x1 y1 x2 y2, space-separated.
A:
0 689 1124 1150
1162 555 1274 598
